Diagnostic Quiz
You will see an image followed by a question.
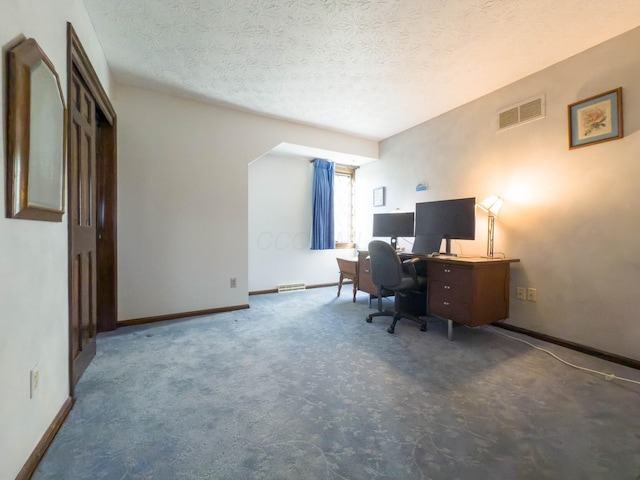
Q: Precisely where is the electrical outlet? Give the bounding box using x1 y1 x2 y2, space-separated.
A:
30 368 40 399
516 287 526 300
230 278 237 288
527 287 537 302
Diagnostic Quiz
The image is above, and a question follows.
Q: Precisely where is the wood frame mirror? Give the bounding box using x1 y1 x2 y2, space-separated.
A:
6 37 66 222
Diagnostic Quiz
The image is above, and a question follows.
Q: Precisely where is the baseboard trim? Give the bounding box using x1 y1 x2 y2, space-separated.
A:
16 396 73 480
492 323 640 370
249 288 278 295
119 304 250 327
249 282 341 296
308 282 342 289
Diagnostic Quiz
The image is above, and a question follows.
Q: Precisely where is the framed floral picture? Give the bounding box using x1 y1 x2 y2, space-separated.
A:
568 87 622 149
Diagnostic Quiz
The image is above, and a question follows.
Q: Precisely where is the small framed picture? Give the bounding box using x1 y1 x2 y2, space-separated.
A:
373 187 385 207
568 87 623 149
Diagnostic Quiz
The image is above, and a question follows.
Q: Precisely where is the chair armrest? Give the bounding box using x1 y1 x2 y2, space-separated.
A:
402 257 421 265
401 261 418 283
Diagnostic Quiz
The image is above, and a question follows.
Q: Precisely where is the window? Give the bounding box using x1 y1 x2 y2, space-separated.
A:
334 165 356 248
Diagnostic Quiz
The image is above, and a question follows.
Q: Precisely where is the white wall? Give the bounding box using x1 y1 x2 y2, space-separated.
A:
356 27 640 361
115 84 377 320
248 153 357 292
0 1 112 477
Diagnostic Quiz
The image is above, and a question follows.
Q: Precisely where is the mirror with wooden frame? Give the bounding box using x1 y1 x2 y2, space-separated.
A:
6 37 66 222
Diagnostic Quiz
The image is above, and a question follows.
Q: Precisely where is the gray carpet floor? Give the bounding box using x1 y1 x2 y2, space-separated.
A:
33 287 640 479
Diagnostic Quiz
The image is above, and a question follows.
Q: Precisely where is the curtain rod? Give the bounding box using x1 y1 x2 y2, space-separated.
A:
309 159 359 169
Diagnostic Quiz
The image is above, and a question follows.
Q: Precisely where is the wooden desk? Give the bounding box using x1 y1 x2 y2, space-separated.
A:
422 256 519 340
357 250 376 297
336 257 358 302
359 250 520 339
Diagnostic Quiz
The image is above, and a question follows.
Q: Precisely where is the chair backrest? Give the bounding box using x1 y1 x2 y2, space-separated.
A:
368 240 403 289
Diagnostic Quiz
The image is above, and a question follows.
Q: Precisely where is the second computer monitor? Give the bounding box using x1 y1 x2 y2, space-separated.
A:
372 212 414 250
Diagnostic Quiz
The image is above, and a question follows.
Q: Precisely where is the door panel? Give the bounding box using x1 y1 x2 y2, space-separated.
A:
69 71 97 386
95 121 118 332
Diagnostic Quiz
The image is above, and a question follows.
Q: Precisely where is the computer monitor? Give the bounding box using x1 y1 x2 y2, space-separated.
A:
415 197 476 254
412 233 443 255
372 212 415 250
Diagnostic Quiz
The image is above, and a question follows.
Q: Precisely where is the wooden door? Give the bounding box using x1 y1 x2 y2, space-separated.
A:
69 70 97 385
67 23 117 391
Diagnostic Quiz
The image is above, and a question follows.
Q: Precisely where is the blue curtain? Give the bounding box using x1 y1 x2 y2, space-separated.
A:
311 159 335 250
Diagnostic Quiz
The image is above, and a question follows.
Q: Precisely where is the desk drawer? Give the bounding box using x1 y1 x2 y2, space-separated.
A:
427 262 472 283
428 263 472 294
427 262 473 324
428 280 472 323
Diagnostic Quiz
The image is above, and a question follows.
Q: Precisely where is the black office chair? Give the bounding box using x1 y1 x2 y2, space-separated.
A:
365 240 427 334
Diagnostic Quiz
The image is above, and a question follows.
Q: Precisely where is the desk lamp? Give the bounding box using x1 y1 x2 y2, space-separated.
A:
478 195 503 257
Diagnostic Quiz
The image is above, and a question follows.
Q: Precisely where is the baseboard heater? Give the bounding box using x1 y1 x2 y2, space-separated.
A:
277 282 306 293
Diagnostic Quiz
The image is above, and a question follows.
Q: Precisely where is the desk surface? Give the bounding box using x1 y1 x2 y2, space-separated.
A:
398 252 520 265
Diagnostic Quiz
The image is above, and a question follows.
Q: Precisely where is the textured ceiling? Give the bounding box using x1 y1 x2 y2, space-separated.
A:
83 0 640 140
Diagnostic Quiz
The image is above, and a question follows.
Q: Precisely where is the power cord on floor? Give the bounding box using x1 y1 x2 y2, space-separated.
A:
483 325 640 386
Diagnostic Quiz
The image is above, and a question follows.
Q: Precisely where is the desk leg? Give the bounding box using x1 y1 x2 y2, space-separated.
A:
447 319 454 341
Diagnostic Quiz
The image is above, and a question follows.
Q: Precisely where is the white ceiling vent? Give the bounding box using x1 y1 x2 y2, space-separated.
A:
498 95 545 131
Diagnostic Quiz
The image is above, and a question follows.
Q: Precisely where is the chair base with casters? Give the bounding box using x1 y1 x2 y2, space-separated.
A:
366 286 427 333
364 240 428 334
